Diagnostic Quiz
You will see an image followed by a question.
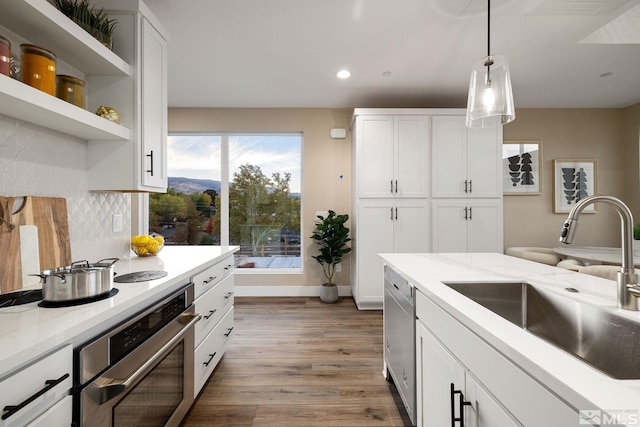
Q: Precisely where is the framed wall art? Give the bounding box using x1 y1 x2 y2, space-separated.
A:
503 141 541 195
554 159 597 213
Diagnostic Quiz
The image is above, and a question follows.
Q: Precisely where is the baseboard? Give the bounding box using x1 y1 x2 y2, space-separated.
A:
234 285 353 297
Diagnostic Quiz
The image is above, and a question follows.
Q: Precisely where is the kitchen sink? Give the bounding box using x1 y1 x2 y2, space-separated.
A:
442 281 640 379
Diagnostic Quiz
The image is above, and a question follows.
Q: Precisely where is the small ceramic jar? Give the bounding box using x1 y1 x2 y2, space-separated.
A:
20 44 56 95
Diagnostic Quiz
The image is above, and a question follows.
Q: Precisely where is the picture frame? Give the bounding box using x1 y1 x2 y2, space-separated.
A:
503 141 542 195
554 159 597 213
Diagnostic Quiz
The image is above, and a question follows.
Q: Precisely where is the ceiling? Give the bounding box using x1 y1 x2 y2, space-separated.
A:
144 0 640 109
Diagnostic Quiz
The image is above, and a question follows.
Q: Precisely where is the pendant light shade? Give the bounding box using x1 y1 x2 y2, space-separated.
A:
465 0 515 128
466 54 515 128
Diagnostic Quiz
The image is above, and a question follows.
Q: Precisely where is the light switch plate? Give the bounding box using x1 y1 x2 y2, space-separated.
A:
112 214 123 232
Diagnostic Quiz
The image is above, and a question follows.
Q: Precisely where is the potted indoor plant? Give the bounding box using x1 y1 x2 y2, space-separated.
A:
310 210 351 303
53 0 118 50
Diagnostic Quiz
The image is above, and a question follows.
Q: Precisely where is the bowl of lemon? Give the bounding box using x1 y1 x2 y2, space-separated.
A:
131 234 164 257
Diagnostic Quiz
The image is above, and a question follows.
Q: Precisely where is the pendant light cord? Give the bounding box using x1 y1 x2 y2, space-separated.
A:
487 0 491 57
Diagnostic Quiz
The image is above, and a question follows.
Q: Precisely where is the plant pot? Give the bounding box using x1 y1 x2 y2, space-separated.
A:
320 284 339 303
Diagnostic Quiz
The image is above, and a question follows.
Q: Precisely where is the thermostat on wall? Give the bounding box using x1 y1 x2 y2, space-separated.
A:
330 128 347 139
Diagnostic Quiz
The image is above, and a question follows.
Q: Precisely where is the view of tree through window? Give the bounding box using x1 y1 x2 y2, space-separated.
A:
149 134 302 270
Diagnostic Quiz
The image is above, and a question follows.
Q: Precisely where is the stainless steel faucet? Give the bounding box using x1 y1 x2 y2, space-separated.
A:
559 195 640 310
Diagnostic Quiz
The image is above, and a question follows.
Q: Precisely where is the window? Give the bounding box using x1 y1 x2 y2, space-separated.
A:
150 133 302 271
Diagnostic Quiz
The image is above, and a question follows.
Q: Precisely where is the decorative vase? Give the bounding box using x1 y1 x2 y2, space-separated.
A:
320 284 339 303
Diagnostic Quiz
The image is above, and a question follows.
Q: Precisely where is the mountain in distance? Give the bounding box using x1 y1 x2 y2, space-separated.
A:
168 177 221 194
168 177 301 198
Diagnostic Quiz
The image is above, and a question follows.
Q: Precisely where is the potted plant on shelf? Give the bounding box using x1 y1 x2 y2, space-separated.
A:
53 0 118 50
310 210 351 303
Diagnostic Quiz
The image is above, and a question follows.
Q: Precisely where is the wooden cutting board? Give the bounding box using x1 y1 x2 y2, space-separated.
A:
0 196 72 293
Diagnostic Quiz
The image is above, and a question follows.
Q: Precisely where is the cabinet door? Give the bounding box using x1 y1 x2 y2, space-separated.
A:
432 116 467 198
465 375 521 427
431 200 468 252
141 18 167 189
467 200 503 253
416 321 465 427
355 199 394 307
395 116 430 198
394 198 430 253
467 126 502 198
356 116 394 198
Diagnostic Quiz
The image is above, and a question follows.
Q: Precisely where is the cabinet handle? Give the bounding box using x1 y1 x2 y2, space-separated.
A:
204 309 217 319
224 326 234 337
224 292 234 300
468 207 472 220
469 180 473 193
203 276 217 285
450 383 472 427
463 207 468 220
464 180 468 193
146 150 154 176
395 207 398 220
2 373 69 420
394 180 398 193
203 352 217 367
390 207 394 221
390 180 394 194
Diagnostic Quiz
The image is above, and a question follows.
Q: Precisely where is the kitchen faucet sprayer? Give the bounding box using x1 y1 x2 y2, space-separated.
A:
559 195 640 310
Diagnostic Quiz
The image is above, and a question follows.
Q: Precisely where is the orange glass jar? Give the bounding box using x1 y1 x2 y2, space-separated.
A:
20 44 56 95
56 75 86 108
0 35 10 77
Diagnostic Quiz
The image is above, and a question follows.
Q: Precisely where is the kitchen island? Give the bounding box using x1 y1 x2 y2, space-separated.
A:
381 252 640 427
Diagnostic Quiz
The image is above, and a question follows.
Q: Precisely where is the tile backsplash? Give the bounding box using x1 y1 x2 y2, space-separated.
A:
0 114 131 271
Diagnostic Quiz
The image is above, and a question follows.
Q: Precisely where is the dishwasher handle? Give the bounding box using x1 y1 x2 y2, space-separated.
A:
85 312 201 405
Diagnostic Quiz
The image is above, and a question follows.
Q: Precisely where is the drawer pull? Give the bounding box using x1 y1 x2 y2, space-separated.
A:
203 352 217 367
203 276 217 285
204 309 217 320
224 292 234 300
224 327 234 337
2 373 69 420
450 383 472 427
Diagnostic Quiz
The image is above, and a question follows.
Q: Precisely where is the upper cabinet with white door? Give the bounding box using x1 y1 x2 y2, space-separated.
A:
0 0 167 192
432 115 502 198
87 0 168 192
353 112 430 198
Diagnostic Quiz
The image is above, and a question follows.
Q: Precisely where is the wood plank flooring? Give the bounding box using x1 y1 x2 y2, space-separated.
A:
181 297 412 427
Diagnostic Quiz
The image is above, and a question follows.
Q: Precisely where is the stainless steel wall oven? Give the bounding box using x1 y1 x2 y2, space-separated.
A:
73 283 200 427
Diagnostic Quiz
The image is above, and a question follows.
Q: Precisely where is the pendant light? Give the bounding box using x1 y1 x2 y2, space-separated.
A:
465 0 515 128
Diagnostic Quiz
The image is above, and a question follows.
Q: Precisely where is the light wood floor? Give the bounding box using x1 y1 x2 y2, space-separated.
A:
181 297 412 427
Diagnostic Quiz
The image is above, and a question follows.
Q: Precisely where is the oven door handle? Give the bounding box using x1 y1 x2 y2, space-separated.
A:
85 312 201 405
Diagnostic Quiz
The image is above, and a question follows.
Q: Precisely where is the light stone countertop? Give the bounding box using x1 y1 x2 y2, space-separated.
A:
380 252 640 425
0 245 238 378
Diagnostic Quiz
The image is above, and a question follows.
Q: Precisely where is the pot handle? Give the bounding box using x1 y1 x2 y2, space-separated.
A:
96 258 119 266
29 273 67 283
70 260 90 270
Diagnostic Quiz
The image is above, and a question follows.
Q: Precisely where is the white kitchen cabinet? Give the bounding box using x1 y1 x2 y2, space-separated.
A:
353 114 430 198
416 321 519 427
0 0 131 141
432 199 503 253
192 255 235 396
416 290 577 427
432 115 502 198
87 1 168 192
352 198 429 309
0 345 72 427
25 395 72 427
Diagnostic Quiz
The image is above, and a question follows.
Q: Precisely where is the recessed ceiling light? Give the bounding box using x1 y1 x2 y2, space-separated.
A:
382 71 391 77
336 70 351 79
600 71 613 78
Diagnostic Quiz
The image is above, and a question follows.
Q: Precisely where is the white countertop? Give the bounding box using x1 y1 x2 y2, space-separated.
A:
0 245 238 378
380 252 640 422
553 245 640 267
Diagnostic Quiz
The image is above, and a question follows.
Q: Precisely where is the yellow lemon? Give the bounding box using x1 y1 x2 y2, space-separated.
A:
135 246 148 256
154 236 164 245
135 235 151 246
146 241 160 254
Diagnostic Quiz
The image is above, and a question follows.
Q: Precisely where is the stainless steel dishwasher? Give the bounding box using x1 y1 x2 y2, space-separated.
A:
383 265 416 426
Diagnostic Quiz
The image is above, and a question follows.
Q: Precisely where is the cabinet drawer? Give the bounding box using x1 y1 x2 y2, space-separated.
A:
25 395 72 427
0 345 72 427
194 274 234 344
193 255 234 298
194 307 235 396
416 291 576 427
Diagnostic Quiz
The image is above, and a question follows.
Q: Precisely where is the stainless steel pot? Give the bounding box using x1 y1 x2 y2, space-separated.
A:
33 258 118 302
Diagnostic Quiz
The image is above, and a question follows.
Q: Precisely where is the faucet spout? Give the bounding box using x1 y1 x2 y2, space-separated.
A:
559 195 639 310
